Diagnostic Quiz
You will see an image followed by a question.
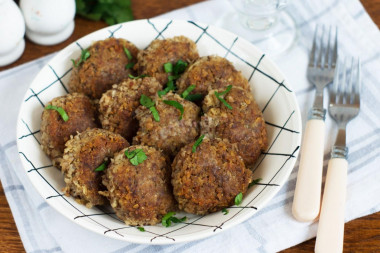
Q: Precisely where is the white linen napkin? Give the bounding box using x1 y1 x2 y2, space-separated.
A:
1 0 379 252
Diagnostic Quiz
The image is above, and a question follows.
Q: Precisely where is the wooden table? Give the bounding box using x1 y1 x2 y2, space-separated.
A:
1 0 379 252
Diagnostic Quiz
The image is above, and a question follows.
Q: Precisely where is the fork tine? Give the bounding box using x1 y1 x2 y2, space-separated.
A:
309 25 319 67
317 25 325 68
354 59 361 105
347 58 354 104
337 58 346 104
331 57 340 104
331 27 338 68
324 26 332 69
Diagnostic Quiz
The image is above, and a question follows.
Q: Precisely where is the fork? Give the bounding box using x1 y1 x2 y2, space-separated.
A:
292 25 338 222
315 58 361 253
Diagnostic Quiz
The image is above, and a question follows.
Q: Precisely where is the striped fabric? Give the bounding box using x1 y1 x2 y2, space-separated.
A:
0 0 379 252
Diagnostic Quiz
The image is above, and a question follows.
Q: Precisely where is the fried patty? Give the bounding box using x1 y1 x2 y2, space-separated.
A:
40 93 98 168
98 77 162 142
101 145 176 225
201 86 267 166
133 92 200 157
176 55 250 96
134 36 199 85
61 128 129 208
172 137 252 215
68 38 139 99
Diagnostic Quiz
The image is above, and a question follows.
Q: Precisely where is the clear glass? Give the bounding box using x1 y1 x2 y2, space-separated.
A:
217 0 297 56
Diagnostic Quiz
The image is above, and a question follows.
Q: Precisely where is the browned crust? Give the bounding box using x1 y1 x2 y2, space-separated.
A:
61 128 129 208
101 145 176 225
201 86 268 166
98 77 163 141
176 55 250 96
133 92 200 157
40 92 98 168
134 36 199 85
171 138 252 215
68 38 139 99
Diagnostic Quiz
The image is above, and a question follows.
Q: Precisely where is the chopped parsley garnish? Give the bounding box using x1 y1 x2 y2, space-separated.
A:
181 85 196 99
163 100 184 120
129 74 148 79
215 85 233 109
137 226 145 232
235 192 243 206
192 135 205 153
161 212 187 227
125 148 147 166
164 62 173 73
248 178 262 188
185 94 203 102
94 162 107 172
45 105 69 122
125 62 135 69
222 208 229 215
168 75 180 81
123 47 132 60
158 80 176 97
173 59 188 75
71 48 90 67
140 95 160 122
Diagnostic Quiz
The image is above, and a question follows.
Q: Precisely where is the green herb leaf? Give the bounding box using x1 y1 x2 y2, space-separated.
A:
173 60 188 75
222 208 229 215
185 94 203 102
75 0 134 25
140 94 155 108
192 135 205 153
125 62 135 69
215 85 233 109
149 107 160 122
71 48 90 68
161 212 187 227
45 105 69 122
168 75 180 81
248 178 262 188
140 95 160 122
129 74 148 79
94 162 107 172
137 226 145 232
235 192 243 206
163 62 173 73
124 149 147 166
181 85 196 99
123 47 132 60
163 100 184 120
158 80 176 98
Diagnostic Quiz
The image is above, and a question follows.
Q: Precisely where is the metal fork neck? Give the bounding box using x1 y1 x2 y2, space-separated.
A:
331 126 348 159
309 88 326 120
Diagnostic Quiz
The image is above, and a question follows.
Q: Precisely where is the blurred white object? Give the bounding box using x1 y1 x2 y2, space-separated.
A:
0 0 25 67
20 0 76 45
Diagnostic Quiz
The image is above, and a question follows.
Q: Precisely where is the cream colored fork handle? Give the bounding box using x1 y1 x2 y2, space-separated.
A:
315 158 348 253
292 119 325 222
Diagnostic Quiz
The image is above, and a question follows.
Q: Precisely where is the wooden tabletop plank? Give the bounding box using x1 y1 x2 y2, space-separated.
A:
0 1 379 252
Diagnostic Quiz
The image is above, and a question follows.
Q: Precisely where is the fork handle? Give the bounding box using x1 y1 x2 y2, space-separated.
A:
292 119 325 222
315 158 348 253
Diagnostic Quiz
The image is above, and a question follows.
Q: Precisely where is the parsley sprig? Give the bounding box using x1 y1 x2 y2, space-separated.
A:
137 226 145 232
222 208 229 215
94 161 107 172
124 47 135 69
71 48 90 67
158 60 188 97
215 85 233 109
163 100 184 120
140 95 160 122
235 192 243 206
125 149 147 166
161 212 187 227
45 105 69 122
129 74 148 79
248 178 262 188
192 135 205 153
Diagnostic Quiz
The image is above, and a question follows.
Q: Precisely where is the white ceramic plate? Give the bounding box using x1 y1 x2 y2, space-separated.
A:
17 19 302 245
